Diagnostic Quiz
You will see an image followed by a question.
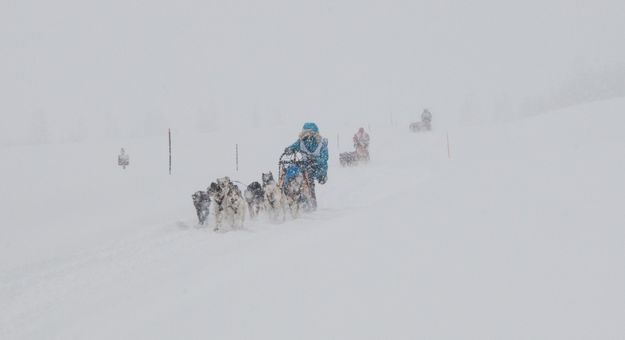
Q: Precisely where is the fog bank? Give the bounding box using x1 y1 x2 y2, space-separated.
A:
2 0 624 145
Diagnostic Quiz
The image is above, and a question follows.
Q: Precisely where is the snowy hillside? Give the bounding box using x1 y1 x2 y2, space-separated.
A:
1 99 624 339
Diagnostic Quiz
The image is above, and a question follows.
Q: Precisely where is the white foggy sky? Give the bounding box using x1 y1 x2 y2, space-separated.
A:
1 0 624 144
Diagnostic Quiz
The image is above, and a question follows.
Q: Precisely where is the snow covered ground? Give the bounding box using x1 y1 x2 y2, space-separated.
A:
1 99 624 339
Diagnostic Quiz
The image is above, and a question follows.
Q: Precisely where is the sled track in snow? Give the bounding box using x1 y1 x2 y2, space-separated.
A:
0 223 192 337
0 203 361 338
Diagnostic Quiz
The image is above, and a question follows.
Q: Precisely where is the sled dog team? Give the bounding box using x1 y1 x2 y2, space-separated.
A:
192 122 329 231
192 172 293 231
192 113 430 231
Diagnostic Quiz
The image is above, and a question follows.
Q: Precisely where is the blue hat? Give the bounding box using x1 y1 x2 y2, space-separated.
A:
302 122 319 134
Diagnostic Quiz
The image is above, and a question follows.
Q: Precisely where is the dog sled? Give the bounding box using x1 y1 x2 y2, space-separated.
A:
409 120 431 132
339 147 369 167
341 128 370 167
278 151 315 216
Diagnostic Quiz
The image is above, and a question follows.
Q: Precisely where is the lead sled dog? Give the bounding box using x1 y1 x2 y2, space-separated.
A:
208 177 246 231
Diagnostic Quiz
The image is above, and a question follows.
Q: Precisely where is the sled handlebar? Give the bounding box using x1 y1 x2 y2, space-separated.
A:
278 160 312 168
279 150 309 163
279 155 312 166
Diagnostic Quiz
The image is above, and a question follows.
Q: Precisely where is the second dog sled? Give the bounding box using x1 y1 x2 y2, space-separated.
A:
339 147 370 167
409 120 431 132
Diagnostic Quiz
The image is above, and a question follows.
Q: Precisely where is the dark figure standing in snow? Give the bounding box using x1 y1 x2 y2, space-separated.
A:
118 148 129 169
284 122 329 210
192 191 211 225
421 109 432 124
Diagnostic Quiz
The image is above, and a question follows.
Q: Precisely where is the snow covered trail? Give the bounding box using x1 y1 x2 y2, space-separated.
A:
2 99 625 339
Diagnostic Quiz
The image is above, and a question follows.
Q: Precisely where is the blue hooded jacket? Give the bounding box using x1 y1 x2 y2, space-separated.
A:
286 122 329 182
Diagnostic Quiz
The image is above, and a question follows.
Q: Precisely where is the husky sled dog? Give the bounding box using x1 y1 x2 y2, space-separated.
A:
192 190 210 225
244 181 264 219
283 167 307 217
279 160 313 218
208 177 246 231
261 172 286 221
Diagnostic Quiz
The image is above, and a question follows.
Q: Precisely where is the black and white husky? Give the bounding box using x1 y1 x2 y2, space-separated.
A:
244 181 264 219
282 170 308 218
262 172 286 221
192 190 210 225
208 177 246 231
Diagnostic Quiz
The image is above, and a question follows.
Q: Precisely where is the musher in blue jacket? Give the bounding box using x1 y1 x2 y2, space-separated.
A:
284 122 329 209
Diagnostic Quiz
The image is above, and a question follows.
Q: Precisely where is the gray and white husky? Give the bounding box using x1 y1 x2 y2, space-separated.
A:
262 172 286 221
208 177 246 231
